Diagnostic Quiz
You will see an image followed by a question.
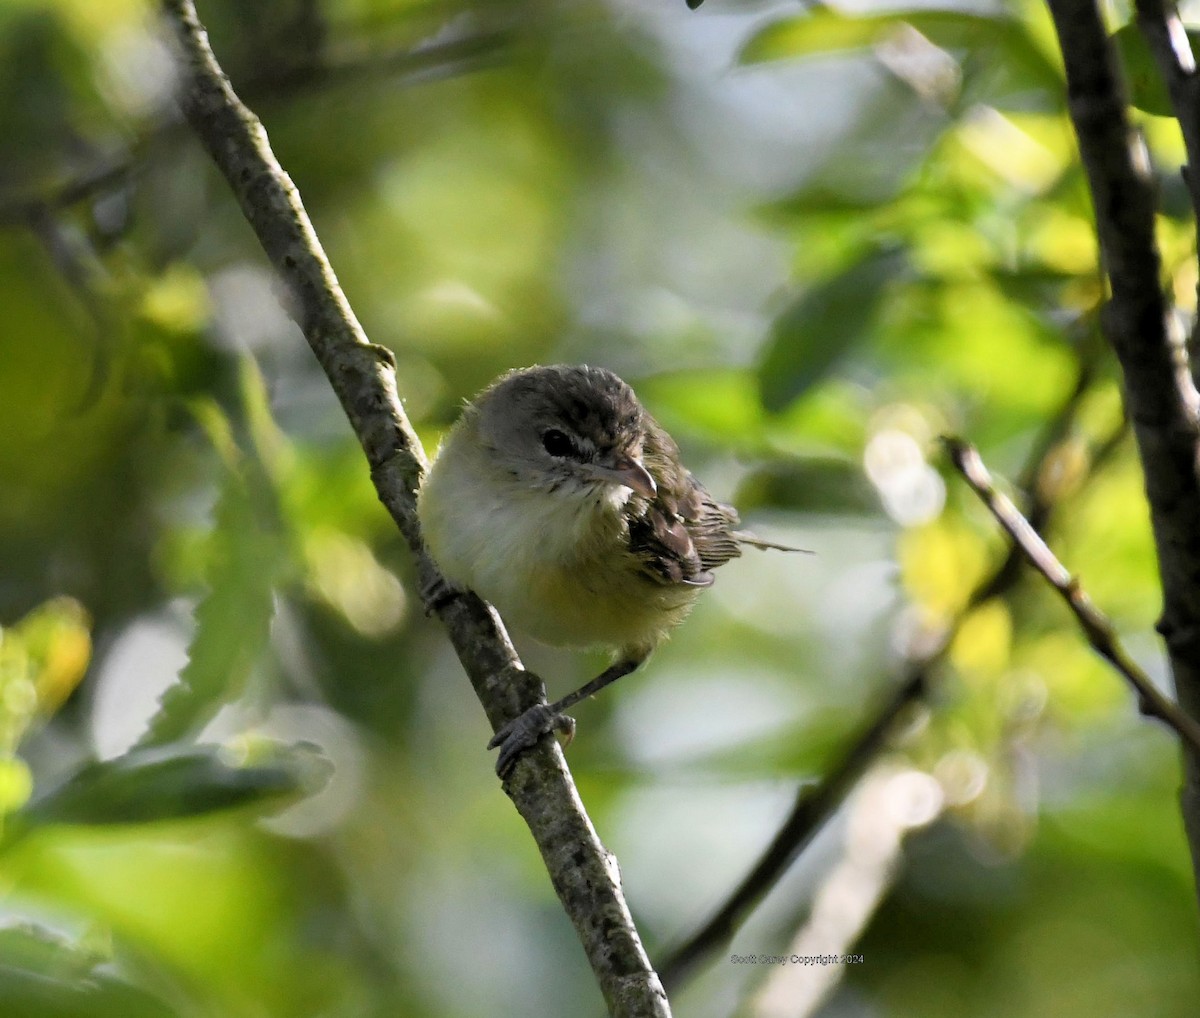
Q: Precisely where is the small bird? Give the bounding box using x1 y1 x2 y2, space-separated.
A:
418 364 796 775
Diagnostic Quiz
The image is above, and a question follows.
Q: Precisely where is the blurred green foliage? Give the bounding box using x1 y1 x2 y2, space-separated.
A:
0 0 1198 1015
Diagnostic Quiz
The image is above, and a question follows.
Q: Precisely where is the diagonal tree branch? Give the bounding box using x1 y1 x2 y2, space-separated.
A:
157 2 668 1015
946 436 1200 753
1047 0 1200 899
659 352 1123 990
658 663 926 992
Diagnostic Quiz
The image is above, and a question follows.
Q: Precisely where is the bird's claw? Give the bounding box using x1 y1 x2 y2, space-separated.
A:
488 704 576 776
419 574 464 616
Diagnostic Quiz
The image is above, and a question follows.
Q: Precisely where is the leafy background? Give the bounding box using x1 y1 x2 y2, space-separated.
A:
1 0 1197 1015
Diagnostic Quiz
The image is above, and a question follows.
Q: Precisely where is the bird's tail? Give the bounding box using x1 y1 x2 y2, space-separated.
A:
732 531 814 554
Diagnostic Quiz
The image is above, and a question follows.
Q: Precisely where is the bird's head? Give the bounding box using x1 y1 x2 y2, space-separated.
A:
472 364 658 501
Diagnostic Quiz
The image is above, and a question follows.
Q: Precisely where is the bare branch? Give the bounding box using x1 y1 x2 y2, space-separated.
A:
239 24 511 100
971 352 1101 605
1047 0 1200 898
659 357 1124 990
1134 1 1200 221
157 2 668 1014
0 158 136 228
659 665 926 991
1134 0 1200 400
946 436 1200 754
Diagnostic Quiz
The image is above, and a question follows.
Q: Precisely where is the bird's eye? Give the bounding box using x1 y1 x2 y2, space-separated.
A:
541 429 576 458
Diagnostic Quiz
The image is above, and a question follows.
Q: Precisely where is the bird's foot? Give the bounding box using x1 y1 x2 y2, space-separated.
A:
419 573 465 616
488 704 576 777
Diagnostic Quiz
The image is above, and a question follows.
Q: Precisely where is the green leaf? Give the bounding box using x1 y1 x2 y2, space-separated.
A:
759 244 908 413
753 185 893 222
1112 25 1168 117
637 368 765 448
989 265 1082 305
740 12 886 63
739 10 1062 102
139 366 288 747
736 457 882 516
1110 23 1200 118
139 464 280 745
18 742 329 829
0 924 178 1018
0 11 111 189
0 962 178 1018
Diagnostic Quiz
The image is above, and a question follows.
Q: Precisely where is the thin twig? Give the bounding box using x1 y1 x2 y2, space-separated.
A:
659 353 1121 989
240 24 511 99
1133 0 1200 404
24 207 117 412
1134 1 1200 220
157 3 667 1015
0 26 510 228
659 666 927 991
971 352 1100 606
945 436 1200 754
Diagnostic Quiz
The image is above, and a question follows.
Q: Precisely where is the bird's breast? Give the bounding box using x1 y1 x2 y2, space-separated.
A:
421 452 697 652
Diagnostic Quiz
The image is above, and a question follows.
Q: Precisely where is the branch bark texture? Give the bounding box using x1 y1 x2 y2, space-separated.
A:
1047 0 1200 896
946 437 1200 753
158 2 669 1014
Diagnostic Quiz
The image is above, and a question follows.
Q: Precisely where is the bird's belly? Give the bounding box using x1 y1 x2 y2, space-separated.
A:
482 557 694 652
499 561 686 648
432 498 691 652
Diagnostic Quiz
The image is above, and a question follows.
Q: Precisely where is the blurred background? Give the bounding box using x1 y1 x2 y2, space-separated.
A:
1 0 1198 1014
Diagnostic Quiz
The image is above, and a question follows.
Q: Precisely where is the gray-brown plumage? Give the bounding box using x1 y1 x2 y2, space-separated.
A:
417 364 793 775
632 415 742 588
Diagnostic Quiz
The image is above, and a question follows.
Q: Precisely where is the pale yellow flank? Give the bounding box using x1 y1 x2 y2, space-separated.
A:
419 407 696 657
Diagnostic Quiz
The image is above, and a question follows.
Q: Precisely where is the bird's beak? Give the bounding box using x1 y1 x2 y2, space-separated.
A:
585 453 658 498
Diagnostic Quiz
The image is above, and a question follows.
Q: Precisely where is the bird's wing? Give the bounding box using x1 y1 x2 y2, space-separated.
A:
627 417 743 587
